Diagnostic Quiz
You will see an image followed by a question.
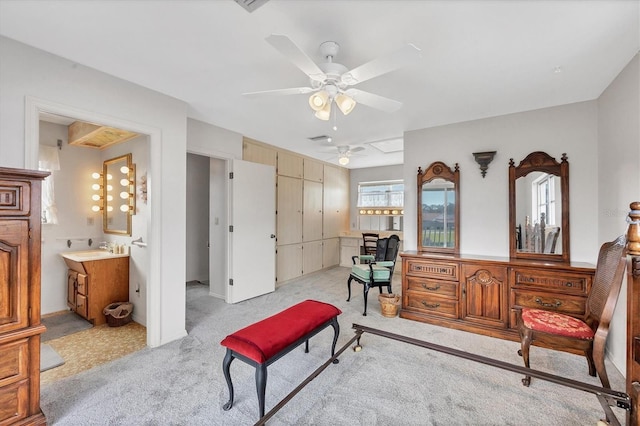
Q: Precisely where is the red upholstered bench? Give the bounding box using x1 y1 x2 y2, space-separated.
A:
220 299 341 419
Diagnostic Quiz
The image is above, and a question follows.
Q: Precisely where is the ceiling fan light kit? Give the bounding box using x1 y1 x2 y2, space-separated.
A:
335 93 356 115
244 34 421 123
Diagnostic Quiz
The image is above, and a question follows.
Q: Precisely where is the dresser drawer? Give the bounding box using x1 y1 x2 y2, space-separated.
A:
77 273 88 295
0 180 30 216
406 292 459 319
406 276 458 299
0 339 28 387
405 259 458 281
76 294 88 318
511 289 586 315
0 379 28 425
511 269 590 295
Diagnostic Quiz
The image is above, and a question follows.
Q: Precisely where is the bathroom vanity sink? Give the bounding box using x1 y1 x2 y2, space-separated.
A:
61 249 129 262
61 250 130 325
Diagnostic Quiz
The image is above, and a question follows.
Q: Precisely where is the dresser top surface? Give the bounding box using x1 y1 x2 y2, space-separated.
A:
400 250 595 272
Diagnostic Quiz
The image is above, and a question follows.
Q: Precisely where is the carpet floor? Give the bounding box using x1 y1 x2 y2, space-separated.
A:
40 268 627 425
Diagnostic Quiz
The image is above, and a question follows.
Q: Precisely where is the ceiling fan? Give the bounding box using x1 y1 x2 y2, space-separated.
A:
244 35 421 120
322 145 364 166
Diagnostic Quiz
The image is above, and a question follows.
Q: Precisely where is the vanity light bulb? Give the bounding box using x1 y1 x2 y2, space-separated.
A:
91 194 101 201
106 174 113 180
106 185 113 191
91 172 101 179
91 205 100 212
120 204 129 212
120 191 129 199
106 195 113 202
92 183 101 191
120 178 129 186
107 206 114 212
120 166 129 174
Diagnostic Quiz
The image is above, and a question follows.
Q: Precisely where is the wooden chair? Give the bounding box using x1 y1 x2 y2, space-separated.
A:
347 235 400 316
515 235 627 388
361 233 379 256
543 227 560 253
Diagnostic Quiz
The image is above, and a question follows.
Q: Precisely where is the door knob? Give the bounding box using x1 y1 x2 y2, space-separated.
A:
270 234 276 238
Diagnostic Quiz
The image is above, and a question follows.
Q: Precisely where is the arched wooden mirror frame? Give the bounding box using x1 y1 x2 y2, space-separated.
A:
509 151 570 263
417 161 460 254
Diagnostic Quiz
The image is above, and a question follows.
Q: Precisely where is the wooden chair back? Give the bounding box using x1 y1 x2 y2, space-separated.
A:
362 233 379 256
585 235 627 329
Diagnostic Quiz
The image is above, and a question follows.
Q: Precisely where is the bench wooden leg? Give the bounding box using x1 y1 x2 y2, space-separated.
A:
256 363 268 418
346 275 353 302
330 317 340 364
222 349 235 411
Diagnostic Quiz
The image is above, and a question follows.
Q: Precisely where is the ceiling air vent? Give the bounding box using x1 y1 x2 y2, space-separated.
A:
234 0 269 13
308 135 332 143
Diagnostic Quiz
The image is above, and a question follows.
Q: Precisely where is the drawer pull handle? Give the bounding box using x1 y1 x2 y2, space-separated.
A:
421 284 440 291
565 282 573 287
421 301 440 309
535 298 561 308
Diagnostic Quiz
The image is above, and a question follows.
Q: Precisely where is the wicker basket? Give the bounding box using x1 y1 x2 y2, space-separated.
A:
378 294 400 318
103 302 133 327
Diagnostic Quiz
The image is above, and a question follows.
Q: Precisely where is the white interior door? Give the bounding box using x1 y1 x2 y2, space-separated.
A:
228 160 276 303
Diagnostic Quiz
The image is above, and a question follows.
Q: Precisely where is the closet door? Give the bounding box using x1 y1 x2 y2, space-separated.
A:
303 180 323 242
277 176 302 245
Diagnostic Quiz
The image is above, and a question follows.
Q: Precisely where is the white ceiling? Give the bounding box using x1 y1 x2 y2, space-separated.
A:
1 1 638 168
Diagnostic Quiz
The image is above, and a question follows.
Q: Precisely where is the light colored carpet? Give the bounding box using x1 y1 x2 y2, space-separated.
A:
40 268 626 425
40 344 64 372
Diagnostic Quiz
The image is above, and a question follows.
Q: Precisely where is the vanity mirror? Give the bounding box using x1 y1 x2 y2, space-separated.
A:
102 154 135 236
417 162 459 254
509 151 569 263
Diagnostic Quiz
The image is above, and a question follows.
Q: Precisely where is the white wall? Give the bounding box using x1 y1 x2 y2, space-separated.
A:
39 121 102 314
99 135 150 326
404 101 599 262
186 153 210 283
0 36 187 347
597 53 640 373
209 157 227 299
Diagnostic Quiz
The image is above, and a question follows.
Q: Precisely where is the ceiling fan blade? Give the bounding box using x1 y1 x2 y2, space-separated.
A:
243 87 315 97
341 43 421 85
266 34 326 82
346 89 403 113
350 146 365 153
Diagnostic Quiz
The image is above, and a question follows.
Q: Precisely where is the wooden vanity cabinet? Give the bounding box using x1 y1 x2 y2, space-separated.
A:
65 257 129 326
0 167 48 426
401 252 595 341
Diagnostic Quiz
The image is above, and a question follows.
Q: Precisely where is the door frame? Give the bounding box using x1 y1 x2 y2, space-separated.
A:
25 96 162 347
186 148 234 302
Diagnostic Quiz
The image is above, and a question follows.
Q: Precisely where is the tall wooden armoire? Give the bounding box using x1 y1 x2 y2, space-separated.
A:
0 167 48 425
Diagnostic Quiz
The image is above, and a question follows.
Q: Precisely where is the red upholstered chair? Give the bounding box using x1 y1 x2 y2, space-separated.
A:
515 235 627 388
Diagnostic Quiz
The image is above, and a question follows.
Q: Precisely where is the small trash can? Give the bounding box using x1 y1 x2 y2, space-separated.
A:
378 294 400 318
103 302 133 327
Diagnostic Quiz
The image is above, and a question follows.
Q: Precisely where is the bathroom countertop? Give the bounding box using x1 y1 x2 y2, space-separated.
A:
60 250 129 263
339 231 403 240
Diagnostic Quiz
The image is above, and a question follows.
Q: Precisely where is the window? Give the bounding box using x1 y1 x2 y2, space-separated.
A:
533 174 555 225
38 145 60 224
357 180 404 208
357 180 404 231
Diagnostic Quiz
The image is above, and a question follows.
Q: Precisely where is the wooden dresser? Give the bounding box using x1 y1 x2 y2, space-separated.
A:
400 251 595 341
0 167 48 425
